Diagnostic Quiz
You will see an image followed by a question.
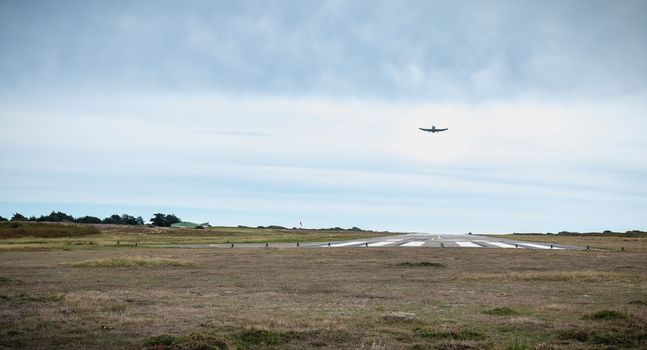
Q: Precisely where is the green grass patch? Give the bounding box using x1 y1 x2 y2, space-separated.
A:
558 316 646 347
483 307 519 316
69 257 194 267
584 310 627 321
143 335 179 347
414 326 485 341
557 327 592 342
143 328 298 350
591 329 636 346
234 328 295 347
398 261 445 267
506 334 533 350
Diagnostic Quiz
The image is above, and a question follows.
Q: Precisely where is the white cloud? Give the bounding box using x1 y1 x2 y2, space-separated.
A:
1 92 645 231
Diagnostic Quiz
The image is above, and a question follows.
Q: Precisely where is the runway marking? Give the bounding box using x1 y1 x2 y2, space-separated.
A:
400 241 426 247
518 243 564 250
386 239 403 242
368 241 398 247
477 241 516 249
325 241 367 247
455 241 481 248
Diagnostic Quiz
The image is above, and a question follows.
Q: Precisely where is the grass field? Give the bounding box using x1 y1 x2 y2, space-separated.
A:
503 232 647 252
0 222 389 250
1 230 646 349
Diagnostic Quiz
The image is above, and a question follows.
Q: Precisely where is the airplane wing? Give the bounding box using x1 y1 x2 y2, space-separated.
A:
419 128 432 132
436 128 448 132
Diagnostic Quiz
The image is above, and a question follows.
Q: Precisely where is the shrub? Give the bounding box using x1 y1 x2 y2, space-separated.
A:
483 307 519 316
585 310 627 321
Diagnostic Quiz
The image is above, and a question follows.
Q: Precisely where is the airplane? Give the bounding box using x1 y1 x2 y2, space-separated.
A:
419 126 448 133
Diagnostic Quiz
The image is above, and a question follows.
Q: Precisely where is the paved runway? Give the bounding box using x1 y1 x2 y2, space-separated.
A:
298 233 582 250
187 233 584 250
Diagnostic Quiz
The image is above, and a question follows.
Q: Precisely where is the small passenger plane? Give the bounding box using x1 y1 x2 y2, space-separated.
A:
419 126 448 133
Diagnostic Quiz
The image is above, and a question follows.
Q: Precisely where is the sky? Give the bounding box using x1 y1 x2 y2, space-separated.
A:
1 0 646 233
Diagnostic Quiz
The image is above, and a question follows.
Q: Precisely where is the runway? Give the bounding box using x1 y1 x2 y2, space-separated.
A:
188 233 584 250
299 233 581 250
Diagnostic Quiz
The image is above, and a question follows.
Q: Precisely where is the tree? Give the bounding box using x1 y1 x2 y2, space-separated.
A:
11 213 27 221
120 214 144 225
150 213 165 226
102 214 123 225
0 216 7 222
101 214 144 225
37 211 74 222
76 216 102 224
149 213 181 227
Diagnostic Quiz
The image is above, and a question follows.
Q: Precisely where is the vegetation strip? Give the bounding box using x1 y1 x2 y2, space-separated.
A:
68 257 193 267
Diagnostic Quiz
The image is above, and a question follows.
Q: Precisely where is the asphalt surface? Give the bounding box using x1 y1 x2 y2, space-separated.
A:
298 233 583 250
157 233 584 250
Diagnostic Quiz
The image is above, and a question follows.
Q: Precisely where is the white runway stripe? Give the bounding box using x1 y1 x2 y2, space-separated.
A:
400 241 426 247
368 241 397 247
478 241 516 249
325 241 367 247
518 243 563 250
455 241 481 248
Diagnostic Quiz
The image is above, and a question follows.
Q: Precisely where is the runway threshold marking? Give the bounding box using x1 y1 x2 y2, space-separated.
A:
325 241 367 247
368 241 398 247
477 241 516 249
518 243 564 250
455 241 481 248
400 241 426 247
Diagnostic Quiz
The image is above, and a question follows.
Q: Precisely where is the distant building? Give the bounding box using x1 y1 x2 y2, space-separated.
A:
170 221 200 229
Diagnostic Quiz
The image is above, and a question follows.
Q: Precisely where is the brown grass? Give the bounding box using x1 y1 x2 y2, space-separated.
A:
0 239 646 349
68 256 194 267
503 233 647 252
0 222 390 250
460 270 646 282
0 221 100 238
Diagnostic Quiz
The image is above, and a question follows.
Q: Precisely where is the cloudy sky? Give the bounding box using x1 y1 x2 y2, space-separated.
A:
1 0 646 233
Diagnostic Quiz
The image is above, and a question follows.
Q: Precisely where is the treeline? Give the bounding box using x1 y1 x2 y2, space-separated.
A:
0 211 181 227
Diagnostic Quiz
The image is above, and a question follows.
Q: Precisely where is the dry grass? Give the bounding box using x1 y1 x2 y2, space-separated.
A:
503 233 647 252
1 238 646 349
0 221 100 239
0 222 390 250
460 270 646 282
68 256 194 267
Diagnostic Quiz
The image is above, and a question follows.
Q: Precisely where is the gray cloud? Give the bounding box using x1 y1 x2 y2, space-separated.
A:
1 0 646 101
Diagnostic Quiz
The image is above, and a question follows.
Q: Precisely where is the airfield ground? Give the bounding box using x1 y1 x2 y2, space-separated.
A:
0 224 646 349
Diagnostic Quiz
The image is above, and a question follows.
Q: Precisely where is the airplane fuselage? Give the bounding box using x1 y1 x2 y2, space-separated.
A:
419 126 448 133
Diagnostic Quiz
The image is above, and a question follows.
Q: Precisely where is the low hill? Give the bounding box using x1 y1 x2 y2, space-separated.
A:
0 221 100 238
